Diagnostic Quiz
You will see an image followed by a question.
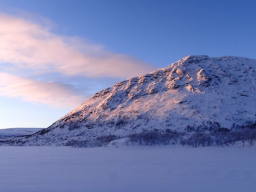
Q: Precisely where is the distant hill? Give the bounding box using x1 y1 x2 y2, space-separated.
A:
0 128 43 140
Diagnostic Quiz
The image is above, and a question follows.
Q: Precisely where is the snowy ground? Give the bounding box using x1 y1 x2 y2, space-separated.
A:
0 145 255 192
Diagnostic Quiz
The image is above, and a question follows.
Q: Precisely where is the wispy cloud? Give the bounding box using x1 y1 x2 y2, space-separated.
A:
0 72 85 108
0 13 153 78
0 12 154 107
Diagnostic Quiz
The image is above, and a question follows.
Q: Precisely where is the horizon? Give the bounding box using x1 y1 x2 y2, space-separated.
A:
0 0 255 129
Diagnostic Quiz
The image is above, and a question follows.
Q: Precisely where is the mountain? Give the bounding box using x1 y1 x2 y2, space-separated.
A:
0 128 43 140
11 55 256 146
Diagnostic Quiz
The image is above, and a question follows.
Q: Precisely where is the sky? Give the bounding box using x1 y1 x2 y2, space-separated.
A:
0 0 255 129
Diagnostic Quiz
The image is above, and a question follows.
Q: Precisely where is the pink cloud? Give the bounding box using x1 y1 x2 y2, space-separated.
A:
0 13 154 78
0 72 85 108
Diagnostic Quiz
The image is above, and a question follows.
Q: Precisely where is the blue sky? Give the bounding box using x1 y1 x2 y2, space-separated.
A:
0 0 255 128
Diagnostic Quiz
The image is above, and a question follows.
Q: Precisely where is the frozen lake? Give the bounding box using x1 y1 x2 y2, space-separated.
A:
0 145 255 192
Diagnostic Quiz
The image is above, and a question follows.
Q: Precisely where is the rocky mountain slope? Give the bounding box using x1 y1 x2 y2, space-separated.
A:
11 55 256 146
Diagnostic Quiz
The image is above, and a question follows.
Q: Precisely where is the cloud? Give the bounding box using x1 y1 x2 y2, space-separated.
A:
0 13 154 78
0 12 155 108
0 72 85 108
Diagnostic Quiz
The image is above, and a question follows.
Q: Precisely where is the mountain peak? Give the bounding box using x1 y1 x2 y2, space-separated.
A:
183 55 210 61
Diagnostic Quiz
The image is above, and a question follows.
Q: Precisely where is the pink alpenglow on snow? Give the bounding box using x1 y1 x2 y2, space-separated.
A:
10 55 256 147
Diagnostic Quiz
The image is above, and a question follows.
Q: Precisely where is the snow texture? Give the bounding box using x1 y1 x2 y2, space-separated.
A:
10 55 256 146
0 145 255 192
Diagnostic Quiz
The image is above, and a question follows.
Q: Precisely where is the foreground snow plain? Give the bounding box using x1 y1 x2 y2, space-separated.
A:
0 145 255 192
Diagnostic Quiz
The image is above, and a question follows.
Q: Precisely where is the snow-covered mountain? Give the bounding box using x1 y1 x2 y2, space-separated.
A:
0 128 43 140
11 55 256 146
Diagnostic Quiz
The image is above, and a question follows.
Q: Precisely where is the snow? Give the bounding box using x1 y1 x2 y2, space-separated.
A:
13 55 256 146
0 128 42 139
0 146 255 192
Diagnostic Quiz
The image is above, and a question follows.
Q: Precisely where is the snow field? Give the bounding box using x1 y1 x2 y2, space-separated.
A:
0 146 255 192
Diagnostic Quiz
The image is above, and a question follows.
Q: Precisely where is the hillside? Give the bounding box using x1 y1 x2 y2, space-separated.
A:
11 55 256 146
